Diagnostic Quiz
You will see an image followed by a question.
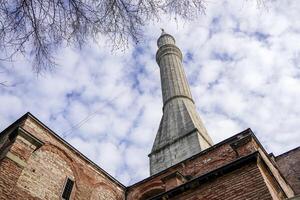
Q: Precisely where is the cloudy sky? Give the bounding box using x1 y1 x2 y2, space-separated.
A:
1 0 300 185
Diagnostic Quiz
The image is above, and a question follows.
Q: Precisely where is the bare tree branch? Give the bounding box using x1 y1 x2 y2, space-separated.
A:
0 0 207 73
0 81 7 86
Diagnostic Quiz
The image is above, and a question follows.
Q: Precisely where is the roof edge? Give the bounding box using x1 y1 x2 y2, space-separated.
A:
1 112 125 188
0 112 30 136
129 128 253 189
276 146 300 159
149 152 259 200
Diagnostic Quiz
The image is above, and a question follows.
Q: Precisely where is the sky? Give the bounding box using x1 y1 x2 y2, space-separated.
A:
0 0 300 186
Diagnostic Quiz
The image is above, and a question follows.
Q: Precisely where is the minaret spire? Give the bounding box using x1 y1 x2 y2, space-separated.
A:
149 30 213 175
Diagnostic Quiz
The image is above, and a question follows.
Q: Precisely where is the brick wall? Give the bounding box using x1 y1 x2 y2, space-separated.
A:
0 115 125 200
0 132 39 200
276 147 300 195
17 149 75 199
172 162 272 200
0 158 25 199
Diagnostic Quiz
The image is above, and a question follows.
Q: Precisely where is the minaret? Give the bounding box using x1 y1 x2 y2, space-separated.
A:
149 30 214 175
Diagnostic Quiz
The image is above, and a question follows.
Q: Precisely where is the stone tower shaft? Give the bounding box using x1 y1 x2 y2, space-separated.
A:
149 31 214 175
156 33 193 107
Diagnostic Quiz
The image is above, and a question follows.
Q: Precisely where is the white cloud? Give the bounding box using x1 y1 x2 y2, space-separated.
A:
97 141 123 177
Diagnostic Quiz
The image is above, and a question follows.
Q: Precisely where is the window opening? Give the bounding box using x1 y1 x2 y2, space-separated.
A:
62 177 74 200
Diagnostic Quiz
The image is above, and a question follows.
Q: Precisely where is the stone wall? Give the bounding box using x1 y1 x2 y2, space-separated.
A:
0 114 125 200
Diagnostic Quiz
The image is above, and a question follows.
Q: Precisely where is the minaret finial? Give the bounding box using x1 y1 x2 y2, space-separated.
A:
157 29 176 48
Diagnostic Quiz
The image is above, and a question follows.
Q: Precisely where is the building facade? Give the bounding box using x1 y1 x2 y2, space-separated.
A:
0 114 125 199
0 31 299 199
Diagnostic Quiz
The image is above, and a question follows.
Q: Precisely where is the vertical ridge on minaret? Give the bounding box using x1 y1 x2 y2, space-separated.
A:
149 31 214 175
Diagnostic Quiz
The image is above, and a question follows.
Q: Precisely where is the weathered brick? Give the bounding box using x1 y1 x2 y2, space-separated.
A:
0 115 125 200
276 147 300 195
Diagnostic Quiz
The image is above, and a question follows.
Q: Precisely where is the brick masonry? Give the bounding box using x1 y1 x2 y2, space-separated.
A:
0 114 125 200
276 147 300 195
167 162 272 200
